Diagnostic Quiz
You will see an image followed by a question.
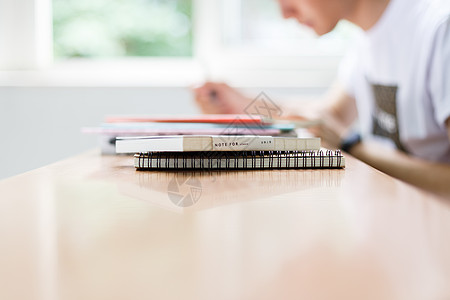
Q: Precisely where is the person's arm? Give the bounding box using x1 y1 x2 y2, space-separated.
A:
305 83 359 147
192 81 358 125
347 119 450 197
305 86 450 198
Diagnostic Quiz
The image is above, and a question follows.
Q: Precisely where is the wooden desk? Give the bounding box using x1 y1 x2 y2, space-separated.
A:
0 150 449 300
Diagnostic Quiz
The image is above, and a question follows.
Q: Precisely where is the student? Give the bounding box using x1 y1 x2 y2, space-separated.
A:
193 0 450 197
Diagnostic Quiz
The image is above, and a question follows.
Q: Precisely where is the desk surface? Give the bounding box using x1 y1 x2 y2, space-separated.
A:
0 150 449 300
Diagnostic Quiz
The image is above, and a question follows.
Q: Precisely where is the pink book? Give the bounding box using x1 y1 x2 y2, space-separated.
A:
104 114 271 124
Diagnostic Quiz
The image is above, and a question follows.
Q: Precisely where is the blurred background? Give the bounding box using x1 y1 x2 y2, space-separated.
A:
0 0 358 179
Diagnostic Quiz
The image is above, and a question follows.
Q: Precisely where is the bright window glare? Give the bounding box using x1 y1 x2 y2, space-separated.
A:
52 0 193 58
226 0 359 55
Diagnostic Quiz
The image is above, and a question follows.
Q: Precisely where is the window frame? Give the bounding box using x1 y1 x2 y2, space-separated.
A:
0 0 52 69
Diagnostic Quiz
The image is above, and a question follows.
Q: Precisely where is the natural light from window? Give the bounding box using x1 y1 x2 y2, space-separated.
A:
224 0 359 56
52 0 193 59
52 0 358 60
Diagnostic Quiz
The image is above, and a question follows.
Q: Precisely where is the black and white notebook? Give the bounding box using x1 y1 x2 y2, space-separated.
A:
134 149 345 170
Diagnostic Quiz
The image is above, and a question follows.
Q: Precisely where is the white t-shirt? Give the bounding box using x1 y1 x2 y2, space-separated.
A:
339 0 450 163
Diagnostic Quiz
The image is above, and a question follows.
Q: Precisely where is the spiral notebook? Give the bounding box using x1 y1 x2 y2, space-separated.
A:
134 149 345 170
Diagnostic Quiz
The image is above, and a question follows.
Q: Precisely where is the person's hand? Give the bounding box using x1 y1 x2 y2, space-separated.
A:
192 82 252 114
307 112 349 149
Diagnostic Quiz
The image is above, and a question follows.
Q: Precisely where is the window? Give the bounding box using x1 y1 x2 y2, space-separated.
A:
0 0 358 87
53 0 193 58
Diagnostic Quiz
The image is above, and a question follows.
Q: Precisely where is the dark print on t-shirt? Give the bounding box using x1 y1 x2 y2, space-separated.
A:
371 83 407 152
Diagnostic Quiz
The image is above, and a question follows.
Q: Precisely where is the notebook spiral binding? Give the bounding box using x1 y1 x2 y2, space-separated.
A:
134 150 344 170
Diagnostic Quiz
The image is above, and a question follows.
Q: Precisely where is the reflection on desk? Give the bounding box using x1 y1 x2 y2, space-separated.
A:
115 169 345 213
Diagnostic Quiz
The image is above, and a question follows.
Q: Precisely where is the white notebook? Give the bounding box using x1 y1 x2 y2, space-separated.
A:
116 135 321 153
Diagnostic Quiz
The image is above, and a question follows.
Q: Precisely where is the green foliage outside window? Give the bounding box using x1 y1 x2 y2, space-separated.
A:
53 0 192 58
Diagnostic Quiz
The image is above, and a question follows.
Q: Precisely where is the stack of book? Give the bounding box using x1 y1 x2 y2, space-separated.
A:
116 135 345 170
83 114 297 154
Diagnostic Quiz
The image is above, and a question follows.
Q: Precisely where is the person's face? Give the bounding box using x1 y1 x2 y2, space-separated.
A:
277 0 352 35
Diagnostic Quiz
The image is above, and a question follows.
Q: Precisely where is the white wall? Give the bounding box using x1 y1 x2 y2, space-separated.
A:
0 86 323 179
